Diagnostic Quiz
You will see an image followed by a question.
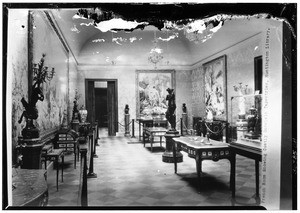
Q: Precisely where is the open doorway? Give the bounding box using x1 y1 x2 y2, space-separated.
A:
85 79 118 136
95 82 108 128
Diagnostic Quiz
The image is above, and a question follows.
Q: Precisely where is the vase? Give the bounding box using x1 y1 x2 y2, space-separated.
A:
79 109 88 123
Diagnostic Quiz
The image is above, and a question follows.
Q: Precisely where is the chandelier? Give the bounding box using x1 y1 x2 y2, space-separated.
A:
148 31 163 69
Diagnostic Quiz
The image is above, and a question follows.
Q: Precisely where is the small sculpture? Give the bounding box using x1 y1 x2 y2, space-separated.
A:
166 88 176 130
245 106 259 139
182 103 187 113
125 104 129 114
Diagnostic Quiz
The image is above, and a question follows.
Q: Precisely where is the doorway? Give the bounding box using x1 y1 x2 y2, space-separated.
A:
95 87 108 128
85 79 118 136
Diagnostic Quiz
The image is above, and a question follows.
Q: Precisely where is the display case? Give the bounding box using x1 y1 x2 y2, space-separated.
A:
229 93 262 144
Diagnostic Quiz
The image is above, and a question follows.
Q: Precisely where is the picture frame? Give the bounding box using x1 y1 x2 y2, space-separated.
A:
203 55 227 121
136 70 175 118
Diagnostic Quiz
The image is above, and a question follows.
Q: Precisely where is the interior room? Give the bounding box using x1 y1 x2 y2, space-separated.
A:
3 3 296 210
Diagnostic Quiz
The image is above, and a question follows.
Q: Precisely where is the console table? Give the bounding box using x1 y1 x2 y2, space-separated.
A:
143 127 168 152
12 169 48 206
229 140 262 201
172 136 233 192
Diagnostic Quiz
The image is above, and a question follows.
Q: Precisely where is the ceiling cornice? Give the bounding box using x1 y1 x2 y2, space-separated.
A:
44 10 79 65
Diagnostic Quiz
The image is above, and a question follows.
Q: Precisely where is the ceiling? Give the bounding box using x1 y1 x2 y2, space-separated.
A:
41 3 295 65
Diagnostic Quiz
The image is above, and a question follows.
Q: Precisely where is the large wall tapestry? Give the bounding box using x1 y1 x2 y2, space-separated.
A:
31 11 69 135
136 70 175 117
204 55 227 121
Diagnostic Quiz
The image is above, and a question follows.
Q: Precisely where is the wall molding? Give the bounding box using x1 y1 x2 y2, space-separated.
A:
44 11 78 66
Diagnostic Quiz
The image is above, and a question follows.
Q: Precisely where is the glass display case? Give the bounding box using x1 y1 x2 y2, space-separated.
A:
229 93 262 144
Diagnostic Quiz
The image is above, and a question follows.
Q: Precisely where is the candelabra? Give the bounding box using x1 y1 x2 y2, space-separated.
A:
18 54 55 139
33 54 55 83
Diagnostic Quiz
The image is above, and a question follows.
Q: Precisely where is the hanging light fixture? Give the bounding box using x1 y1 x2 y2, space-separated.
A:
148 30 163 69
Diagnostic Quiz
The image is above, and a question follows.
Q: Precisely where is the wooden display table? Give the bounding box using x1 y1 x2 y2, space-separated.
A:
229 140 262 202
12 169 48 206
137 116 168 141
143 127 168 152
172 136 233 192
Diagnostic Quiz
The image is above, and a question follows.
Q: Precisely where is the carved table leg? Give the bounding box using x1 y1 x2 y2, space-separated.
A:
195 153 202 192
231 152 236 198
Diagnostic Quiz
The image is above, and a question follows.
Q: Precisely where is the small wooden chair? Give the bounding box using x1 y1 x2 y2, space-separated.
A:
41 145 64 191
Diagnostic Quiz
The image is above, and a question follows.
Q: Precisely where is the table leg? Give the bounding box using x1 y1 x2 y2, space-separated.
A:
143 131 145 147
231 152 236 198
74 148 76 169
195 154 202 192
56 157 59 191
139 122 141 141
255 159 259 199
172 142 177 173
61 155 64 182
160 136 162 147
151 134 153 152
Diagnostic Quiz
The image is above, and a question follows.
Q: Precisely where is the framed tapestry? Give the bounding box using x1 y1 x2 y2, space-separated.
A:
136 70 175 118
203 55 227 121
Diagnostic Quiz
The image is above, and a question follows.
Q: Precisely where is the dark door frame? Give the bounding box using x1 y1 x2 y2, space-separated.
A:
85 79 118 132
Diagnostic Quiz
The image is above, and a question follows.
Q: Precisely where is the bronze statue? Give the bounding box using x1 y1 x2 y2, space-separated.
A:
18 54 54 139
166 88 176 130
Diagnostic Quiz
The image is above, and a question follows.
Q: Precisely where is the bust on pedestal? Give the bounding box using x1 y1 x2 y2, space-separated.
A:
124 104 130 137
181 103 188 135
162 88 183 163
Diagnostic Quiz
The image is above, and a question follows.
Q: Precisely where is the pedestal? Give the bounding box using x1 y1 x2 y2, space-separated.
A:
182 113 188 135
19 138 44 169
162 130 183 163
71 120 80 133
124 114 130 137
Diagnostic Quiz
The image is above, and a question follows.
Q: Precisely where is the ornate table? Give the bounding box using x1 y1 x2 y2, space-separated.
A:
172 136 234 192
143 127 168 152
12 169 48 206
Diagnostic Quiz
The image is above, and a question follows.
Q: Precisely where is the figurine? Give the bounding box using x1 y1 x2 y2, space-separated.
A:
166 88 176 130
